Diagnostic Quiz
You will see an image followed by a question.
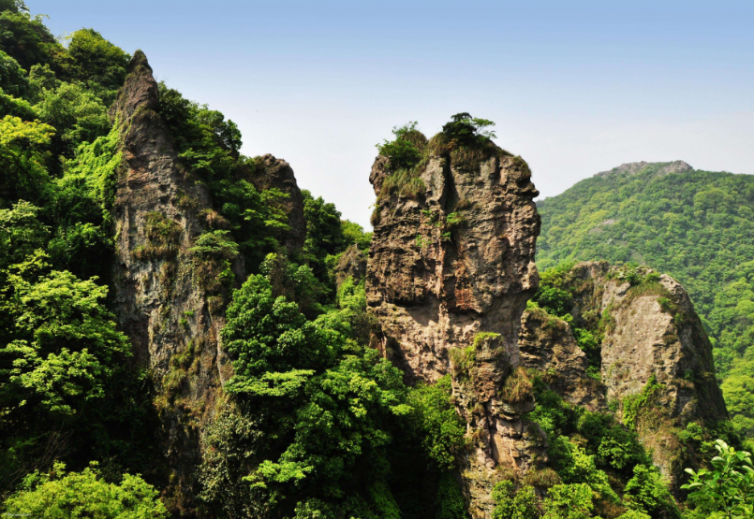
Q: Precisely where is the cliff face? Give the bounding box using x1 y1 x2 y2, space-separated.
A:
109 51 233 511
519 261 727 488
247 154 306 252
519 308 605 411
366 145 542 518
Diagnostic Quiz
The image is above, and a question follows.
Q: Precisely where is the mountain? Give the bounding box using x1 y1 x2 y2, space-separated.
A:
537 161 754 441
0 2 745 518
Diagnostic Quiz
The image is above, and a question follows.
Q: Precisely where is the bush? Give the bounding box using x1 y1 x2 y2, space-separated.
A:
2 461 167 518
492 480 539 519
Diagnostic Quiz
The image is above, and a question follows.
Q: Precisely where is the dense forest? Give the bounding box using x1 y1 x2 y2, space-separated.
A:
0 1 751 518
537 162 754 444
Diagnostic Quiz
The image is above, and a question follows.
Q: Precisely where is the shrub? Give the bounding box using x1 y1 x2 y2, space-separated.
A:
2 461 167 518
492 480 539 519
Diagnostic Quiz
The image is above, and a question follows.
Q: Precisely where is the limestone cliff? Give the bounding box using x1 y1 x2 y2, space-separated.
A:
366 138 542 518
519 261 727 488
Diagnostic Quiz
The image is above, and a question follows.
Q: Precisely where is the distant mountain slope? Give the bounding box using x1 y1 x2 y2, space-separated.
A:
536 161 754 440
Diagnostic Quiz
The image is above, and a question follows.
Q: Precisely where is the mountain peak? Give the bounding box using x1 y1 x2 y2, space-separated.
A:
597 160 693 178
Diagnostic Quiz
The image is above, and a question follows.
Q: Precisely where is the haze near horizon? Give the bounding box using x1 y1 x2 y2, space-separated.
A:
33 0 754 228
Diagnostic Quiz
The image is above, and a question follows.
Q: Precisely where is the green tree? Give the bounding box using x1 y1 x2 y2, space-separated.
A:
33 81 110 160
0 114 54 204
0 259 130 416
0 48 28 96
2 461 167 518
214 271 412 517
492 481 539 519
67 28 130 95
0 3 64 72
682 439 754 519
542 483 594 519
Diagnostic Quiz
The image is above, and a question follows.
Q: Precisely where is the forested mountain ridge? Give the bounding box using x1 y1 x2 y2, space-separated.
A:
0 2 747 518
537 161 754 442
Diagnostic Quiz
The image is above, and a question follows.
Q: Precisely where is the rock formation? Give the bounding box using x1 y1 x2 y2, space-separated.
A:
109 52 308 514
109 51 234 512
596 160 693 178
333 243 367 289
366 138 542 518
518 307 605 411
246 154 306 252
519 261 727 488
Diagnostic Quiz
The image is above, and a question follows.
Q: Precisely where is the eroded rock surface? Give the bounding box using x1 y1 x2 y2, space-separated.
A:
519 308 605 411
519 261 727 488
366 143 542 518
247 154 306 252
110 51 236 513
334 243 367 289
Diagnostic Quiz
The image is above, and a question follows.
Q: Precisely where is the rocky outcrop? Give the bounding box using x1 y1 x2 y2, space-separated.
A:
366 140 542 518
596 160 693 178
519 261 727 488
333 244 367 289
109 51 235 513
518 308 604 411
247 154 306 252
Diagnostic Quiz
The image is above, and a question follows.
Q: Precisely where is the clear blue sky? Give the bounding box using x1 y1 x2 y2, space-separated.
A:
33 0 754 228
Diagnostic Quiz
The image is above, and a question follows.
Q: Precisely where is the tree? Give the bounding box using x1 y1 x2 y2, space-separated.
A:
67 28 129 94
682 439 754 519
0 260 130 416
0 114 54 204
0 49 28 96
33 81 110 160
543 483 594 519
492 481 539 519
2 461 167 518
213 271 412 517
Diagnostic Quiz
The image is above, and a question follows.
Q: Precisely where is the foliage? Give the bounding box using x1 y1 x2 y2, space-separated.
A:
441 113 497 144
2 461 167 518
340 219 372 251
376 121 425 172
623 465 680 519
621 375 663 430
492 481 539 519
302 189 344 282
67 28 130 96
437 472 469 519
0 258 130 416
217 271 413 516
0 114 54 205
682 439 754 519
542 483 594 519
406 375 466 470
536 162 754 440
33 81 110 160
0 49 27 96
0 3 63 72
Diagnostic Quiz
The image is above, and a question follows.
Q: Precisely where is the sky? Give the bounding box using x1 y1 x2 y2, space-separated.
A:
32 0 754 229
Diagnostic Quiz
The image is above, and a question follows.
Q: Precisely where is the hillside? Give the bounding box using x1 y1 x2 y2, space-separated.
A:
537 161 754 440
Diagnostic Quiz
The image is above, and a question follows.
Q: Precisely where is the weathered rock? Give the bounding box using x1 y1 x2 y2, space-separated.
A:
366 142 542 518
519 308 604 411
596 160 693 178
519 261 727 489
109 51 235 513
334 244 367 289
247 154 306 252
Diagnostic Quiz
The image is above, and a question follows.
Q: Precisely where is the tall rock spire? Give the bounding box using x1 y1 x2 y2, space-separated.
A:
110 51 234 514
366 133 543 518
